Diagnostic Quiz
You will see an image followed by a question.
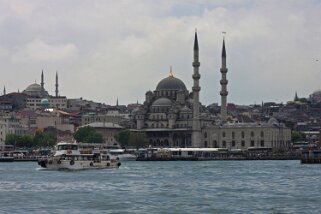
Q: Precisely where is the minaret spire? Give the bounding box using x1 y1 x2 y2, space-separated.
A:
41 69 44 90
3 86 6 95
220 37 228 123
55 71 59 97
192 31 201 147
116 98 119 107
294 91 299 101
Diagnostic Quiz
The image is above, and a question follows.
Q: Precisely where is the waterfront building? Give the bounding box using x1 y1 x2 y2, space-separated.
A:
0 115 27 146
78 122 123 147
81 112 129 126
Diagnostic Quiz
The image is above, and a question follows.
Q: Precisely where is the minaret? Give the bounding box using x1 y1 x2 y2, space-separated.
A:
294 92 299 101
116 98 119 107
3 86 6 95
55 72 59 97
220 38 228 123
41 70 44 90
192 31 201 147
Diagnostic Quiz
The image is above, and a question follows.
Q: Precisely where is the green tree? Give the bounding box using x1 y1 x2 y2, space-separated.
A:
292 131 306 143
115 129 130 148
5 133 18 146
33 131 57 148
128 132 149 149
74 126 103 143
20 135 34 148
34 131 47 148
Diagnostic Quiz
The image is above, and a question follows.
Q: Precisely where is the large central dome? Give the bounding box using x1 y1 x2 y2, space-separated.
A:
156 76 187 91
23 83 49 97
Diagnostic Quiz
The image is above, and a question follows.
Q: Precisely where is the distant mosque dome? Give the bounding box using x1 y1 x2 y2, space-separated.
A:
40 98 49 105
23 83 49 98
268 117 279 125
156 76 187 91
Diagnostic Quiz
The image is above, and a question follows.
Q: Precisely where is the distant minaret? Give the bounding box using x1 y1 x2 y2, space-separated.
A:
116 98 119 107
41 70 44 90
55 72 59 97
220 38 228 123
192 31 201 147
294 92 299 101
3 86 6 95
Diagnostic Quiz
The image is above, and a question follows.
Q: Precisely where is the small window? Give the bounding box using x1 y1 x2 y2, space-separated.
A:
261 131 264 137
232 141 235 147
241 141 245 147
251 131 254 137
204 132 207 138
242 131 245 138
232 132 235 139
213 140 218 148
261 140 264 147
222 132 226 138
222 141 226 147
251 140 254 147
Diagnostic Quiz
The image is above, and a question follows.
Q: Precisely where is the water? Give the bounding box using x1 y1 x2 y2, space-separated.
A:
0 160 320 214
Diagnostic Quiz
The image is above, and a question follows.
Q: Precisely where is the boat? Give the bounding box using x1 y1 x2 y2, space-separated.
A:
109 149 137 161
38 142 121 170
301 149 321 164
0 155 14 162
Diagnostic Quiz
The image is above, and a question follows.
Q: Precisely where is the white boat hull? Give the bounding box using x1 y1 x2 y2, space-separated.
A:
40 158 120 170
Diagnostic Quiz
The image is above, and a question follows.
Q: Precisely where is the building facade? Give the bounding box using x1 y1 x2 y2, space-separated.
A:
0 115 27 146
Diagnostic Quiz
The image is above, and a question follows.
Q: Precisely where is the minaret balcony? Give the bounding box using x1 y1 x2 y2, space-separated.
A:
192 86 201 92
220 68 228 73
220 91 228 96
192 62 200 67
220 79 228 85
192 73 200 80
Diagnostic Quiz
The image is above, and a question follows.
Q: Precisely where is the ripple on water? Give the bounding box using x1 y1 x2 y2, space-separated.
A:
1 160 321 214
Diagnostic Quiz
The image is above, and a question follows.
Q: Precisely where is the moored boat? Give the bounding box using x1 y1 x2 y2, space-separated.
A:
301 149 321 164
38 142 121 170
109 149 137 161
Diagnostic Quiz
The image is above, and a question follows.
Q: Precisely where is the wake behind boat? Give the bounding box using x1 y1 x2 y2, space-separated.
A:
38 142 121 170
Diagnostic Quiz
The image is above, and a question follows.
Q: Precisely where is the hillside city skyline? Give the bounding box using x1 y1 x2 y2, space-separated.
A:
0 1 320 105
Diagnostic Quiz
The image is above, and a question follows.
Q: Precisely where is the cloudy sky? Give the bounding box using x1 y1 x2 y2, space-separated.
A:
0 0 320 106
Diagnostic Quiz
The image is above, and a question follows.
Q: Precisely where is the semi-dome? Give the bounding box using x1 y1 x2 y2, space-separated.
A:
156 76 187 91
152 97 172 106
23 83 49 97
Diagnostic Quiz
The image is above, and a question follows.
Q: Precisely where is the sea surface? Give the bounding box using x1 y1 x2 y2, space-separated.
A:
0 160 320 214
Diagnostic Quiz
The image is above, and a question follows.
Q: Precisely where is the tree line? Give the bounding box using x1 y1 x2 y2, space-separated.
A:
5 131 57 148
5 126 149 149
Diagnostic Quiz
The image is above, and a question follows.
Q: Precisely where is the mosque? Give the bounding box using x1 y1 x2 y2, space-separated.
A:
130 32 291 150
23 71 67 110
